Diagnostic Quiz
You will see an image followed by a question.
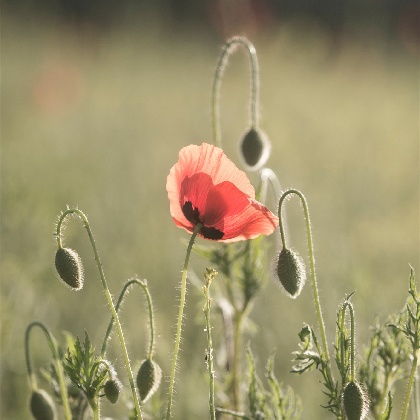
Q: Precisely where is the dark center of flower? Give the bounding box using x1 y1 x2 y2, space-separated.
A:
182 201 224 240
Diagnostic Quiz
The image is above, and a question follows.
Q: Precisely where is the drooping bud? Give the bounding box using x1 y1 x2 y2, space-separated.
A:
276 248 306 298
343 381 369 420
55 247 84 291
239 127 271 171
136 359 162 402
30 389 56 420
104 378 121 404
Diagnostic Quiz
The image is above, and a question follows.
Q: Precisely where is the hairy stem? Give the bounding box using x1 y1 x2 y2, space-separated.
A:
401 354 418 420
25 321 72 420
211 36 259 147
56 209 142 419
278 190 330 363
342 301 356 381
166 224 201 419
101 278 155 360
203 274 216 420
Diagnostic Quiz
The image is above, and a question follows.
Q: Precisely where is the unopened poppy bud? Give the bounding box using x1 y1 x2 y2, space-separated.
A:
343 381 369 420
104 378 121 404
136 359 162 402
55 247 84 291
239 127 271 171
30 389 56 420
276 248 306 298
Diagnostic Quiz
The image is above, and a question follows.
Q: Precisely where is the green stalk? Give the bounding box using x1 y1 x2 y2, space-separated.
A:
101 278 155 360
203 272 216 420
25 321 72 420
211 36 259 147
278 189 330 362
166 224 202 419
56 209 143 419
401 354 418 420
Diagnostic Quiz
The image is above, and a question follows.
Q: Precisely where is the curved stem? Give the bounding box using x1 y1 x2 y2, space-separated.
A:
278 189 330 362
211 36 260 147
166 224 202 419
342 301 356 381
101 278 155 361
401 354 419 420
56 209 143 419
25 321 72 420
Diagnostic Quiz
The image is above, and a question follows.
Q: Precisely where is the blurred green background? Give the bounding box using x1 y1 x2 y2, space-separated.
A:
1 1 418 418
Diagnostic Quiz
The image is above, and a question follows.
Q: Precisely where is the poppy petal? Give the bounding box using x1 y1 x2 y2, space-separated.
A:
166 143 254 228
215 200 279 242
203 181 250 226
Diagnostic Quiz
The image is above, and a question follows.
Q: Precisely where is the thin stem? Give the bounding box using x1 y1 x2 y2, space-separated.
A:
91 399 100 420
278 190 330 362
101 278 155 360
401 354 418 420
342 301 356 381
215 407 250 419
56 209 143 420
211 36 260 147
203 273 216 420
24 321 72 420
166 224 202 419
232 310 244 410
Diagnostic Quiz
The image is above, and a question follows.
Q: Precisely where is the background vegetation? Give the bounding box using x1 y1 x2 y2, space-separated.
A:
1 2 418 418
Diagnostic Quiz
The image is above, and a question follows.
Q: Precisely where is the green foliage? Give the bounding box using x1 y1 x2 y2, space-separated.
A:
246 348 301 420
63 333 110 407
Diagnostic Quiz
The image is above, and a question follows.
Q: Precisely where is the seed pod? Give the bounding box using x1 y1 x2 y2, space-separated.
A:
276 248 306 298
30 389 56 420
104 378 121 404
239 127 271 171
136 359 162 402
55 247 84 291
343 381 369 420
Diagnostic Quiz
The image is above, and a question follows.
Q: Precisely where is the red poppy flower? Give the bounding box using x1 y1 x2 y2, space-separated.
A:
166 143 278 242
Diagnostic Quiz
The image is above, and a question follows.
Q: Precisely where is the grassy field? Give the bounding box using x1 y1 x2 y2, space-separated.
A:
1 14 418 419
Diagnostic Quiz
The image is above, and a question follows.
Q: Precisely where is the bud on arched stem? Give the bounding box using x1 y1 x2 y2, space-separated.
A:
55 208 143 420
166 223 202 419
24 321 71 420
278 189 330 363
211 36 260 147
101 277 155 361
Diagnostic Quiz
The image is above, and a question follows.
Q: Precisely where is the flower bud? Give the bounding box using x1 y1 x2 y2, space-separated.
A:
104 378 121 404
30 389 56 420
239 127 271 171
343 381 369 420
136 359 162 402
276 248 306 298
55 247 84 291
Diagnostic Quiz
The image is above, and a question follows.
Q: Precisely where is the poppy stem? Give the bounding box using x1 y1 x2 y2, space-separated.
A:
100 277 155 361
24 321 72 420
166 223 202 419
341 300 356 381
203 269 217 420
278 190 331 363
56 209 143 420
211 36 260 147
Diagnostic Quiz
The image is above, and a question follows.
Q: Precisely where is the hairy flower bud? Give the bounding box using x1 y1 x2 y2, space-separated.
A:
239 127 271 171
136 359 162 402
276 248 306 298
30 389 56 420
55 247 84 291
343 381 369 420
104 378 121 404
